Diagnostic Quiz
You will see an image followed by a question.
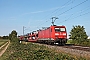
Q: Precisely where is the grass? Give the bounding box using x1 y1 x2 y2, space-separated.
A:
0 39 8 47
0 41 87 60
66 39 90 47
0 42 9 54
66 39 73 44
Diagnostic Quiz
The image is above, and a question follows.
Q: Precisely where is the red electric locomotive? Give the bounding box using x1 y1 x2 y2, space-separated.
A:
27 25 67 45
37 25 67 45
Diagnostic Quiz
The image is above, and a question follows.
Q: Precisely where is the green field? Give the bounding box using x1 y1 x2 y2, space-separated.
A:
0 39 8 47
0 41 87 60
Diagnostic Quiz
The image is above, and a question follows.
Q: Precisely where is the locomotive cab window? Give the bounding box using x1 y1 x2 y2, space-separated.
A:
55 28 65 32
60 28 65 31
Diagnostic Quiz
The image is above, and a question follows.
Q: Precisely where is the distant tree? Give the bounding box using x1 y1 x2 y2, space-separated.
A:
9 34 12 40
69 25 88 45
9 30 18 42
2 36 9 39
0 36 2 39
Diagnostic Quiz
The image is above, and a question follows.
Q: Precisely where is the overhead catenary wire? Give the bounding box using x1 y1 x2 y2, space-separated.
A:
35 0 74 27
53 0 75 17
57 12 90 24
40 0 73 20
26 0 89 33
26 0 72 31
57 0 88 16
38 0 88 27
36 0 88 31
50 0 74 15
57 6 90 24
72 11 90 19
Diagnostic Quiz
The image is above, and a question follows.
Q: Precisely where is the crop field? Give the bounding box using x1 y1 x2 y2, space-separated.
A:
0 39 8 47
0 41 87 60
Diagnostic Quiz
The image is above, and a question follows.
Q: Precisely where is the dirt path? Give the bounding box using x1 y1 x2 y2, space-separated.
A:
0 42 8 49
0 41 10 57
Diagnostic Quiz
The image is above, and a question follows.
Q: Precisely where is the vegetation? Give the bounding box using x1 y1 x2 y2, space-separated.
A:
0 40 86 60
0 41 8 53
0 39 8 47
69 25 90 46
0 36 9 39
66 39 73 44
0 28 89 59
8 30 18 42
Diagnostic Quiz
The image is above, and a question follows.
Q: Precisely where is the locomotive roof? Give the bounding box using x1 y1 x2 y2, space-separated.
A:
39 25 66 31
51 25 66 27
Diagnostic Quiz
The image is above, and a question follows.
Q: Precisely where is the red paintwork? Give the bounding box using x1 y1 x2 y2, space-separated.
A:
27 25 67 43
19 36 24 40
28 32 38 42
38 26 67 40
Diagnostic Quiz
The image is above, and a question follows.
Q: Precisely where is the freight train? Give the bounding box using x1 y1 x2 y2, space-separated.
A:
19 25 67 45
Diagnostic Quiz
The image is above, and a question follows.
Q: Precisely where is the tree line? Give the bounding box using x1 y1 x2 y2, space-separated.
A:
0 36 9 39
0 30 18 42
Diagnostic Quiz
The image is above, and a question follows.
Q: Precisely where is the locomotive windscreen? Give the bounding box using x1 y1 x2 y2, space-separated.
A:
55 28 65 32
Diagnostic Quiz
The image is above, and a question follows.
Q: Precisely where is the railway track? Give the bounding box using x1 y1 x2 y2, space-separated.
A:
35 43 90 58
63 44 90 52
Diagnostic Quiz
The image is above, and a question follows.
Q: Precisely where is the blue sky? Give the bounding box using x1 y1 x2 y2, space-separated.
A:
0 0 90 37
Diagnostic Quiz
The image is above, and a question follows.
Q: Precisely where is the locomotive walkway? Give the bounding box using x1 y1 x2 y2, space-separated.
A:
0 41 10 57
